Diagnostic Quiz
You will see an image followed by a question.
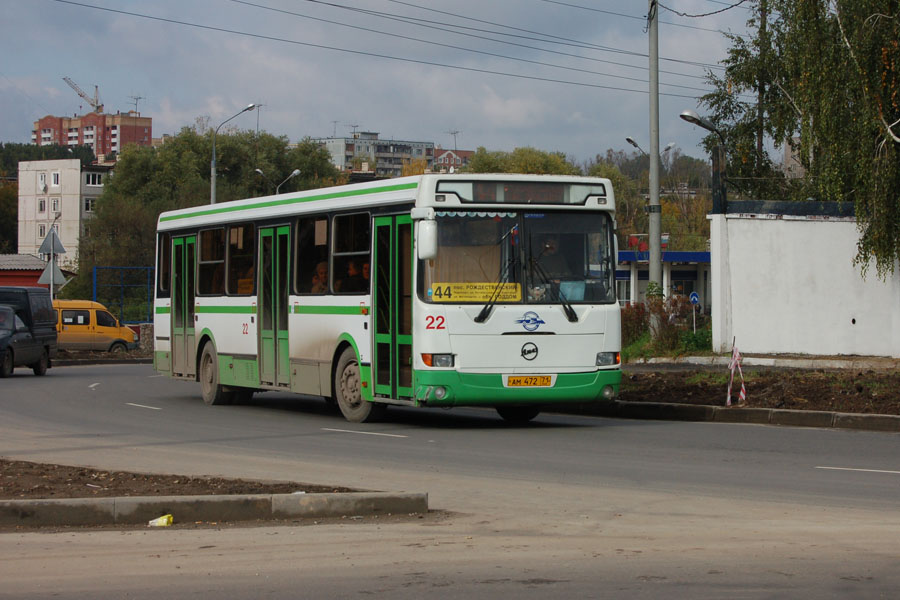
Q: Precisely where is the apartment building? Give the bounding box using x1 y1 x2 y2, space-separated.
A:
17 159 110 269
317 131 434 177
32 111 152 161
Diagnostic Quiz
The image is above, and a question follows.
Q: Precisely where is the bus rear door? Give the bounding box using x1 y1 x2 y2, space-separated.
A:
171 235 196 378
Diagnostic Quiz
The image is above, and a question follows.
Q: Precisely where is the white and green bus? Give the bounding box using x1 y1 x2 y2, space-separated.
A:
153 174 621 423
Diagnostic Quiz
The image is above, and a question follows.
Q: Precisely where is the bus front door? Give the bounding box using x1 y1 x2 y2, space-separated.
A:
259 226 291 387
171 235 196 378
372 215 413 400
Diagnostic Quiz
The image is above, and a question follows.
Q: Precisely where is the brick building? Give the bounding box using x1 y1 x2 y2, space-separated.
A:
32 111 152 161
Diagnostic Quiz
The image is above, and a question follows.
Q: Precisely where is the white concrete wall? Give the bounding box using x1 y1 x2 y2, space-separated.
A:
710 213 900 357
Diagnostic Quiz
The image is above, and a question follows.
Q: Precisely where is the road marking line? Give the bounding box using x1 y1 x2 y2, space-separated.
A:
816 466 900 475
126 402 162 411
321 428 407 438
89 383 101 389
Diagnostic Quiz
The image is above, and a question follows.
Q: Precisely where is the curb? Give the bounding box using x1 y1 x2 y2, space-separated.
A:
0 491 428 528
568 401 900 432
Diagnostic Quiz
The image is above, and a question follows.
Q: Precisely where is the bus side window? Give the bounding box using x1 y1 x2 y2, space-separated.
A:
296 217 328 294
333 213 370 295
198 228 226 295
227 223 255 295
157 233 171 298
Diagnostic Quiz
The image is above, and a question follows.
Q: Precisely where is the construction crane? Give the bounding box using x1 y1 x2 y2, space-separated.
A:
62 77 104 113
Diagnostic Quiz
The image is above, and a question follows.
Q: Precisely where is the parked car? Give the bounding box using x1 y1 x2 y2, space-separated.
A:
53 299 138 353
0 286 58 377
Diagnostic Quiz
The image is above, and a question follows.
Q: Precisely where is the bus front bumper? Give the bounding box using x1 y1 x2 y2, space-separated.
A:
413 369 621 407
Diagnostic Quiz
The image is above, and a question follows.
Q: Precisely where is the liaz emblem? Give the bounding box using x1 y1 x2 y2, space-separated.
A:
515 311 545 332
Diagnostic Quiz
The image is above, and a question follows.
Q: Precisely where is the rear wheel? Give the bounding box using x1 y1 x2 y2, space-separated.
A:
31 349 48 376
199 343 231 405
0 350 13 378
334 347 385 423
496 406 541 423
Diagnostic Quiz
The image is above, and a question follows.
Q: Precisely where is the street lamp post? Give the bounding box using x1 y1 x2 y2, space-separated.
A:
254 168 274 194
276 169 301 194
679 109 726 214
210 103 256 204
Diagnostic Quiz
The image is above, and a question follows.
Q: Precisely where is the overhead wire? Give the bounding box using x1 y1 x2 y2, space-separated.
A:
304 0 727 72
228 0 713 94
48 0 705 99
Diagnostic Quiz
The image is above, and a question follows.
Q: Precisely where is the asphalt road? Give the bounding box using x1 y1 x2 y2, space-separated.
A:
1 364 898 599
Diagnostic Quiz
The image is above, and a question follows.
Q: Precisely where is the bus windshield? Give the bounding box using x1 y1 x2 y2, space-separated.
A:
420 211 616 305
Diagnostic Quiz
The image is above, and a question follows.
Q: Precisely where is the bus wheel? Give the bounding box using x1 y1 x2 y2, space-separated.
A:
200 343 231 406
334 347 385 423
496 406 541 423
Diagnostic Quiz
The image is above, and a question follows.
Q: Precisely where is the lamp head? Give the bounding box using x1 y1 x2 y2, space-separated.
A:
625 136 638 148
243 103 256 113
290 169 301 177
254 168 265 176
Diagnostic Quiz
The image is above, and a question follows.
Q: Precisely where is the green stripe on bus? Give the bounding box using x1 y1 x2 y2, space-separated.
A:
293 305 369 315
155 306 170 314
159 182 419 222
195 305 257 314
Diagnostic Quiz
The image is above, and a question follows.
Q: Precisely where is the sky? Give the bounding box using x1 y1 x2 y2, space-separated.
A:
1 0 755 165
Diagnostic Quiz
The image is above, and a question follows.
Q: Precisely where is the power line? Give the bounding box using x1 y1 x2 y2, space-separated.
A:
48 0 706 99
304 0 727 73
658 0 750 19
537 0 732 34
228 0 713 94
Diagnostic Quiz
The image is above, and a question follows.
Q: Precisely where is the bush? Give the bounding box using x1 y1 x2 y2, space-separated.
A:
621 302 648 346
679 326 712 352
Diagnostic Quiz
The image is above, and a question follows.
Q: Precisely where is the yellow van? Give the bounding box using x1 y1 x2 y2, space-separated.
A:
53 299 139 353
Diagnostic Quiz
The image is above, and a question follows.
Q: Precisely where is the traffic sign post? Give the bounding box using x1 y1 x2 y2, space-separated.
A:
689 292 700 333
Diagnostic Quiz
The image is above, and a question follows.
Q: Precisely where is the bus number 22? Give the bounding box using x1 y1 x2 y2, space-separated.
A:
425 316 446 330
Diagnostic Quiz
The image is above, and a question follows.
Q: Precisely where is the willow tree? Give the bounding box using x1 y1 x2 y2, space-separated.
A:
702 0 900 275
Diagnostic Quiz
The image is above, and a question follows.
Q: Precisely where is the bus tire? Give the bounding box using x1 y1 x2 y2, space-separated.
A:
109 342 127 354
200 342 231 406
496 406 541 423
334 347 385 423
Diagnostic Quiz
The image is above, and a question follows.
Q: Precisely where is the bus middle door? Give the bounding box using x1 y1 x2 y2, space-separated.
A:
259 226 291 387
372 215 413 400
171 235 196 378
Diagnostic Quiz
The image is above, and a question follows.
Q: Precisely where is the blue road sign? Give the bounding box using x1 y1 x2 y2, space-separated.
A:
689 291 700 305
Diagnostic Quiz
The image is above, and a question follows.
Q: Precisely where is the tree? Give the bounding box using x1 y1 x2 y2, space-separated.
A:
467 146 581 175
702 1 900 275
0 183 16 253
0 143 95 177
67 126 343 298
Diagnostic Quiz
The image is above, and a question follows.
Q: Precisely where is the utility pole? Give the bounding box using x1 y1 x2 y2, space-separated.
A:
447 129 460 153
647 0 662 294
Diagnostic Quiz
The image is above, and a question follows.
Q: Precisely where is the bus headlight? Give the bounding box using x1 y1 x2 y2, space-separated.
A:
422 353 454 368
596 352 620 367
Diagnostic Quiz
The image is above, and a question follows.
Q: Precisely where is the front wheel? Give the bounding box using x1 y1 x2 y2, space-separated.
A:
200 343 231 406
334 347 385 423
31 349 48 376
109 342 126 354
496 406 541 423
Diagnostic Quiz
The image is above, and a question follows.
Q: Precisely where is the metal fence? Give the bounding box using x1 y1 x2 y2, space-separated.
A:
92 266 154 324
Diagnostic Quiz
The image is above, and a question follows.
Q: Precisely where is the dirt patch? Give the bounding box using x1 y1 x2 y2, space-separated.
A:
0 459 357 500
620 368 900 415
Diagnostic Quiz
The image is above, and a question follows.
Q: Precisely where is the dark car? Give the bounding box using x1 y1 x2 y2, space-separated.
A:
0 287 58 377
0 305 49 376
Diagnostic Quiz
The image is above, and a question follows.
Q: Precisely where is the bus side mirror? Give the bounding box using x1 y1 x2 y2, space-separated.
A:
417 220 438 261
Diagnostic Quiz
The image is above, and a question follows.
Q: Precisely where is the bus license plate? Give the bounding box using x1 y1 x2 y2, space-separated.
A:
507 375 552 387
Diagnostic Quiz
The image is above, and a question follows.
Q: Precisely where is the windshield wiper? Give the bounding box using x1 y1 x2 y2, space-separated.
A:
475 251 518 323
530 256 578 323
475 225 518 323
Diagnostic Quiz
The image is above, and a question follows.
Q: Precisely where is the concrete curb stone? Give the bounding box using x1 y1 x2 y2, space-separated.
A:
0 492 428 528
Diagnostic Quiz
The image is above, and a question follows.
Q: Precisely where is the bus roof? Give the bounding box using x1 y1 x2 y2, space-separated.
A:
156 173 614 232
